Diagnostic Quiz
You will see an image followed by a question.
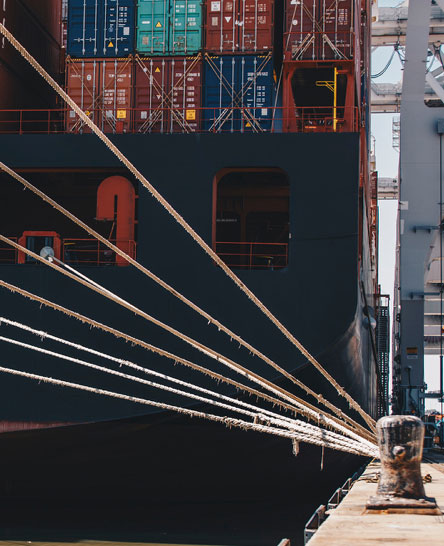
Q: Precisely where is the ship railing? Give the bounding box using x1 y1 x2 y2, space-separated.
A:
282 30 355 61
214 241 288 270
0 109 66 134
62 238 136 266
0 237 18 264
0 107 359 135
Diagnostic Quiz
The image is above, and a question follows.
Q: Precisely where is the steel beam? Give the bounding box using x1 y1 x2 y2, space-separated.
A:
396 0 438 415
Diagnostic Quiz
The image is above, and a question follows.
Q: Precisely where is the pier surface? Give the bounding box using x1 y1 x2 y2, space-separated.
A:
309 452 444 545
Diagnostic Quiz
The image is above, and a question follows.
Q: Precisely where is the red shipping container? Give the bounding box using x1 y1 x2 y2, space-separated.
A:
66 58 133 133
134 56 202 133
284 0 354 61
206 0 273 53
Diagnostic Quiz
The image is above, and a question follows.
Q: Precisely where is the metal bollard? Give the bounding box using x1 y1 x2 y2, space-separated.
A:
366 415 439 513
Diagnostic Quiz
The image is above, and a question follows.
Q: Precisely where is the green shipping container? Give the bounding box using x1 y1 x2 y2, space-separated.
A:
137 0 202 55
170 0 202 54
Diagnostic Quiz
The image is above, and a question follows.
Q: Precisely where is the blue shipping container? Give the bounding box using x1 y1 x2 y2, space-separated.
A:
67 0 135 57
203 55 274 132
136 0 202 55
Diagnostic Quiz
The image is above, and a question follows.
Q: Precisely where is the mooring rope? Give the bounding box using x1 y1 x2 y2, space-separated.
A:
0 363 377 457
0 162 366 436
0 279 375 446
0 318 377 453
0 335 373 455
0 21 376 432
0 237 375 445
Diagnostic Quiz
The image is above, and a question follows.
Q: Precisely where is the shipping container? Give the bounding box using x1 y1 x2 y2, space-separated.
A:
136 0 202 55
65 57 133 133
205 0 273 53
134 55 202 132
67 0 135 57
284 0 354 61
170 0 202 54
0 0 62 110
203 54 274 132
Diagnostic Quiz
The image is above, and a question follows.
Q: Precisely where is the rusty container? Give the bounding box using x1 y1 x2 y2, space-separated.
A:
134 55 202 133
65 57 133 133
284 0 355 61
205 0 273 53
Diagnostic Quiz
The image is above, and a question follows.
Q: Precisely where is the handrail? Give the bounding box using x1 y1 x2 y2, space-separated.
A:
0 238 136 266
215 241 288 270
0 106 359 135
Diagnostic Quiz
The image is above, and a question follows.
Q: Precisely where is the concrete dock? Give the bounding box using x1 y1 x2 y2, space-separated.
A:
308 452 444 545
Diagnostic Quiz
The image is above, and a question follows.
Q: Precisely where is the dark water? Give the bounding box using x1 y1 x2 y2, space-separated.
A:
0 498 316 545
0 416 367 545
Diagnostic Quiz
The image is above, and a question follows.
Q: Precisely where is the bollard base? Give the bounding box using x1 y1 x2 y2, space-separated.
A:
365 495 441 515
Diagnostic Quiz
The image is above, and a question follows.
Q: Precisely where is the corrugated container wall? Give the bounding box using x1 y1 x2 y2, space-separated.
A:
67 0 135 57
0 0 62 110
136 0 202 55
284 0 354 61
65 58 133 133
203 54 274 132
134 56 202 132
205 0 273 53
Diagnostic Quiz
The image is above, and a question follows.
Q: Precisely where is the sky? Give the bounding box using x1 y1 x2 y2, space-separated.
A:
372 0 442 411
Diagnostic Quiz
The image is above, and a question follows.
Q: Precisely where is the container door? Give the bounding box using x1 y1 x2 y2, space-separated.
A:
205 0 237 53
170 0 202 54
134 57 169 132
136 0 169 54
102 0 135 56
66 59 101 133
238 55 273 131
100 59 133 133
170 57 202 132
285 0 316 60
320 0 353 60
238 0 273 52
67 0 102 57
203 55 237 132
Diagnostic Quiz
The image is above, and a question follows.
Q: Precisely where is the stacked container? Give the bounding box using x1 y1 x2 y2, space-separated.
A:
66 0 136 133
205 0 273 54
136 0 202 55
203 0 276 133
66 57 133 133
203 54 274 132
67 0 135 57
134 0 203 133
283 0 354 61
133 55 202 132
281 0 359 133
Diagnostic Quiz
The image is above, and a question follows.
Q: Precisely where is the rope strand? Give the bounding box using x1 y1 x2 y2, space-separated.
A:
0 363 377 457
0 317 377 454
0 335 373 455
0 278 375 445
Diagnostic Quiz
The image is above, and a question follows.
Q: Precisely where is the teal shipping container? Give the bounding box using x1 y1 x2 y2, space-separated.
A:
136 0 202 55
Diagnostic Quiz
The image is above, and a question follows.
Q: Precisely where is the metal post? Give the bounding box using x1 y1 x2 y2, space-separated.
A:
366 415 439 513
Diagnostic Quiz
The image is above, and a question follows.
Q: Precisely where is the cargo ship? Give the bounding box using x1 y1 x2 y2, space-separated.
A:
0 0 381 542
